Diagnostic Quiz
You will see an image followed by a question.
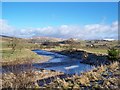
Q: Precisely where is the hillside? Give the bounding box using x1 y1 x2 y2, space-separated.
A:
31 36 63 42
1 35 50 66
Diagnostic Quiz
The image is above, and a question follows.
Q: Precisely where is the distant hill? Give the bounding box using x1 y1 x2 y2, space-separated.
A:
31 36 64 42
0 35 23 39
59 38 80 44
0 35 15 38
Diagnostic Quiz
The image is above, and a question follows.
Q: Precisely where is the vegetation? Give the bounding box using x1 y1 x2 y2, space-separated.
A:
79 48 107 55
2 70 37 88
2 69 63 89
1 37 43 65
28 37 117 54
2 49 41 65
2 62 120 89
108 48 120 61
1 36 120 89
43 62 120 90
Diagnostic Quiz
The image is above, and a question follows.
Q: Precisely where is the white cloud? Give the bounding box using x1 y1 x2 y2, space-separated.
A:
0 19 118 40
0 19 16 36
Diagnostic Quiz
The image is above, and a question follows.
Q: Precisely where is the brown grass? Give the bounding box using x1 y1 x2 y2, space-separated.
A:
44 62 120 89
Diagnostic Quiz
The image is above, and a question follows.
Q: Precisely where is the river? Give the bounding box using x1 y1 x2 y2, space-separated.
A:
32 50 93 75
2 49 93 75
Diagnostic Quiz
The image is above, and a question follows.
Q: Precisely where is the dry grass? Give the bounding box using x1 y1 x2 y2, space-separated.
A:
2 70 37 88
44 62 120 89
76 75 90 86
1 68 64 89
108 62 119 71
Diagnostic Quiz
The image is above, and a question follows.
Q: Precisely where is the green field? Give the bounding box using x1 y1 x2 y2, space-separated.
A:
79 48 108 54
1 36 118 65
2 48 41 62
44 45 108 54
1 37 42 65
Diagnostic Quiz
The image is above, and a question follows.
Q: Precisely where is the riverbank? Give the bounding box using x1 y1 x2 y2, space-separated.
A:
2 69 64 88
1 49 52 66
1 49 119 89
1 49 87 89
43 62 120 90
2 61 119 89
50 49 109 66
1 37 52 66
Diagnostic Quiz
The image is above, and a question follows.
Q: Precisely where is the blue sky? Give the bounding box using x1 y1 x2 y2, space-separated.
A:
2 2 118 28
1 2 118 39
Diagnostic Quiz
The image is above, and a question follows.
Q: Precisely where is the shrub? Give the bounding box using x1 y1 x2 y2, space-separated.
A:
107 48 120 62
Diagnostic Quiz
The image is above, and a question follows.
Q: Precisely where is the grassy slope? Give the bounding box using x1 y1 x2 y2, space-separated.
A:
79 48 107 55
78 40 118 54
1 37 41 65
2 49 41 62
45 46 108 55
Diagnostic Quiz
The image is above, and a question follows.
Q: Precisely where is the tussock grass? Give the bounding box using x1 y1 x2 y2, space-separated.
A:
1 69 64 89
2 70 38 88
108 62 119 71
44 62 120 89
1 44 63 89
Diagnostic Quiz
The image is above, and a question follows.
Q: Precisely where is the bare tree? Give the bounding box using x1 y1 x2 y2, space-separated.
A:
11 38 18 54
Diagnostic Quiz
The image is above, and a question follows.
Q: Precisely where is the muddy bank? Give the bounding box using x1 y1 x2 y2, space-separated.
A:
50 49 110 66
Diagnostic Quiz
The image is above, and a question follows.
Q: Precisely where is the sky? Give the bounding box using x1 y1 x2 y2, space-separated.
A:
1 2 118 40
